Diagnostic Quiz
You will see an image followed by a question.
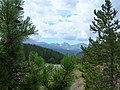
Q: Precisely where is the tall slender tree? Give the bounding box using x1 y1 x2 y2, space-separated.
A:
81 0 120 89
0 0 36 89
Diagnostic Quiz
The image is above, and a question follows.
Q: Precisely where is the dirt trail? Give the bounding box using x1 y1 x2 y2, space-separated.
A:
71 69 84 90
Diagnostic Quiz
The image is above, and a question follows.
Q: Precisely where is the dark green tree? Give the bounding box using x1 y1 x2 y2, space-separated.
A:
20 52 45 90
37 55 77 90
23 52 77 90
81 0 120 89
0 0 36 89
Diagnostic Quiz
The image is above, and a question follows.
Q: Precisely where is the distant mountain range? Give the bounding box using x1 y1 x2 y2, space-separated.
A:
24 38 87 55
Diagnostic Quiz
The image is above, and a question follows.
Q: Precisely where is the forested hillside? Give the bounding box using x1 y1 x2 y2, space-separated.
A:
24 44 64 64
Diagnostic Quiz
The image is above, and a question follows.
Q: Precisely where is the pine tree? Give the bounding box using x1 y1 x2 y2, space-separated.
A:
81 0 120 89
21 52 45 90
22 52 77 90
0 0 36 89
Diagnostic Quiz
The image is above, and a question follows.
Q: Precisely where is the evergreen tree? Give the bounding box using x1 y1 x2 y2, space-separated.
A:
21 52 45 90
23 52 77 90
0 0 36 89
81 0 120 89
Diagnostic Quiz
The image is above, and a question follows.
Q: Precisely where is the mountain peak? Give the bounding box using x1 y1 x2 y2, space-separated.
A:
61 42 69 46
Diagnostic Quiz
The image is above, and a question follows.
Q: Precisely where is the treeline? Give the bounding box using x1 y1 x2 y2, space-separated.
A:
23 44 64 64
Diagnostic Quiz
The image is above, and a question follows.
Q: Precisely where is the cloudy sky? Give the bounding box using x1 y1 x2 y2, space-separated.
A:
23 0 120 44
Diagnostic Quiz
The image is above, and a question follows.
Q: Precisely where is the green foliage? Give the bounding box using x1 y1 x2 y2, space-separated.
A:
80 0 120 90
51 55 77 90
39 64 54 90
24 44 64 64
42 55 77 90
20 52 45 90
23 53 77 90
0 0 36 89
61 55 77 71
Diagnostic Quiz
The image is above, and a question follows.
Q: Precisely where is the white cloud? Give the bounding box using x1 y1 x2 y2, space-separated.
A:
23 0 120 44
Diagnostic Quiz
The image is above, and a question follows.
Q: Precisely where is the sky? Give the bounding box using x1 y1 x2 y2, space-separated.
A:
23 0 120 44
